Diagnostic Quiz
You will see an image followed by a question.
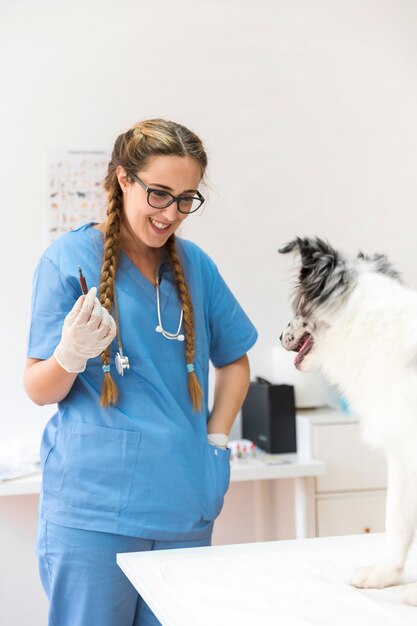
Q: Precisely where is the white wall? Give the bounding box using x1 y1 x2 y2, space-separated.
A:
2 0 417 474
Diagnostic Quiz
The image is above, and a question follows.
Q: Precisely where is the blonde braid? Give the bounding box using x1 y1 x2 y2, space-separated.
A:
165 235 203 412
99 189 122 407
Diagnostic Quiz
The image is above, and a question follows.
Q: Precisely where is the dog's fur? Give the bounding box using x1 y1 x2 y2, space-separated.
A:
280 237 417 606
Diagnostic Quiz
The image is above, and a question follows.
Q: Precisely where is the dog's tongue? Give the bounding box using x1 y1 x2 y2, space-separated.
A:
299 335 311 354
294 334 312 367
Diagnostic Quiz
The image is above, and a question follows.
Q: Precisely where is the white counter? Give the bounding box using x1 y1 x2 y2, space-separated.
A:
0 453 324 495
0 472 42 496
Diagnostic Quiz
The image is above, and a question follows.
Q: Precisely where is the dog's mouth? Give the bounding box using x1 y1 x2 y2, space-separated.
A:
294 333 313 368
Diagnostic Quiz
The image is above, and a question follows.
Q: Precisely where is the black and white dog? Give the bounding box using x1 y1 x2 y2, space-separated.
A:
280 237 417 606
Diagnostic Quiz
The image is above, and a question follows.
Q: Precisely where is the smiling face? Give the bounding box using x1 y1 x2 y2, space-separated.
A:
116 154 202 253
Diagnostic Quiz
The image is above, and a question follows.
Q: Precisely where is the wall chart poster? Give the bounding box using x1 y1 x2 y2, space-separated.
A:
48 150 109 241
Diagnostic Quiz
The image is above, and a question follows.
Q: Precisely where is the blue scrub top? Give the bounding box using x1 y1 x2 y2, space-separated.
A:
28 223 258 540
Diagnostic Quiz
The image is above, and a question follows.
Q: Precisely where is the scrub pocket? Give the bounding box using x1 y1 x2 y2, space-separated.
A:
62 422 141 513
202 444 231 521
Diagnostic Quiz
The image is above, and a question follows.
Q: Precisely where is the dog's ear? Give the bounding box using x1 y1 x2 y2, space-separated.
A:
278 239 300 254
357 251 402 282
279 237 339 270
279 237 348 315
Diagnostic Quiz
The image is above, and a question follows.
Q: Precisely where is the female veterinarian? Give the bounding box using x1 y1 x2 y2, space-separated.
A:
24 119 258 626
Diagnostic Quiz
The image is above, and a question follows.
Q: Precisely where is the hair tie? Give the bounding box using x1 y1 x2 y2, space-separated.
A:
187 363 195 374
102 364 111 374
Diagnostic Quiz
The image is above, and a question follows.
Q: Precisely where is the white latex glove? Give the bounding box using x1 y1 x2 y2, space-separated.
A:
207 433 229 449
53 287 117 373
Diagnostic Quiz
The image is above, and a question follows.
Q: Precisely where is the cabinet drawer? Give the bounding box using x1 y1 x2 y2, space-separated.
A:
316 491 386 537
313 423 387 492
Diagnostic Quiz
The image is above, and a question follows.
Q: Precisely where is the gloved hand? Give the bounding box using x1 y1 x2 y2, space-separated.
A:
207 433 229 449
53 287 117 373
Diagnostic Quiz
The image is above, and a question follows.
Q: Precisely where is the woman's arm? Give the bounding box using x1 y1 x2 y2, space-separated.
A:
24 357 78 406
207 354 250 436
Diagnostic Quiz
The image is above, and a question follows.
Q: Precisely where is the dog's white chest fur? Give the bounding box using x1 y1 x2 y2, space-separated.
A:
312 273 417 456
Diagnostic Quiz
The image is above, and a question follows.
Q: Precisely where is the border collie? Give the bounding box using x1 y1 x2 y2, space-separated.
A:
280 237 417 606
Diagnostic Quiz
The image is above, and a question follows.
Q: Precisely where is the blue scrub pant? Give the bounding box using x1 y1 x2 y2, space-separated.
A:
36 518 211 626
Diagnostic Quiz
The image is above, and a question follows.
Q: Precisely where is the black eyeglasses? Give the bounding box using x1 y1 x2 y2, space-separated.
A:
130 173 205 214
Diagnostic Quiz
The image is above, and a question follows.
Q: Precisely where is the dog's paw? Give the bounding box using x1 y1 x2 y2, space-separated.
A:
350 565 402 589
403 582 417 606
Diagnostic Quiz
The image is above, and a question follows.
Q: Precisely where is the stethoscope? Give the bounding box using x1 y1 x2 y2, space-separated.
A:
113 269 184 376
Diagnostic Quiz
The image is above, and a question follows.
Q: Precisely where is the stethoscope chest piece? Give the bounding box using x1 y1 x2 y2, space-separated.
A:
115 352 130 376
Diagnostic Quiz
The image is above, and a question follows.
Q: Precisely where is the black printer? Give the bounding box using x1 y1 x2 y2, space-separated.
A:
241 377 296 453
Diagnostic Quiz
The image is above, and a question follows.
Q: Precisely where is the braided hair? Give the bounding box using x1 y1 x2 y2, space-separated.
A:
165 235 202 411
99 119 207 410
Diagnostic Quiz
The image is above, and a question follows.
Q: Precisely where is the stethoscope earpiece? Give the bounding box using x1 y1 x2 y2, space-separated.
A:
154 272 184 342
155 325 184 341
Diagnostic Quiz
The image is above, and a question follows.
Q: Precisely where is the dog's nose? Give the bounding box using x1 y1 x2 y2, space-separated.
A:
279 333 283 342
